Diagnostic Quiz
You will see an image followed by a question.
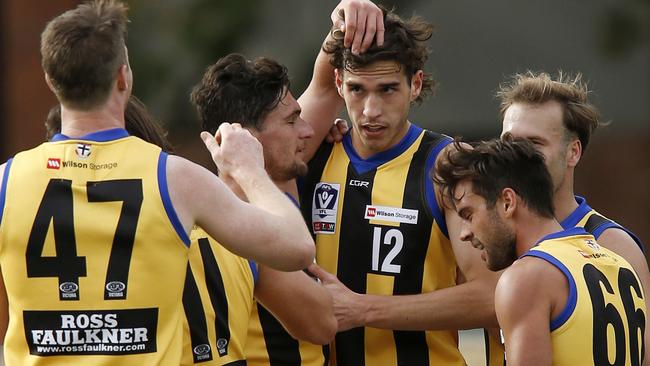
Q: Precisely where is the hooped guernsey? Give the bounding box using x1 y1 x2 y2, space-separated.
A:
521 227 646 365
300 124 502 366
0 129 190 366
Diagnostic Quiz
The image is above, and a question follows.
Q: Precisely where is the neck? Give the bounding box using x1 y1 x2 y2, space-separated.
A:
275 179 298 200
553 170 578 223
59 96 126 138
515 215 564 256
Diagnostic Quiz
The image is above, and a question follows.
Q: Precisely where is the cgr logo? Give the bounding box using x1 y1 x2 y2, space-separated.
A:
349 179 369 188
47 158 61 169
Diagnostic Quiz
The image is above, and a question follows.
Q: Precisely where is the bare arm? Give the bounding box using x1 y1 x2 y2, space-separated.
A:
299 0 384 162
597 228 650 366
0 163 7 344
496 259 558 366
254 265 336 345
168 125 314 271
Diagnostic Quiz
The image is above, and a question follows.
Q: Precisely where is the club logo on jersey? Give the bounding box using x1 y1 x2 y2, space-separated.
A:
76 143 91 158
47 158 61 170
365 205 419 225
312 182 340 234
585 239 600 250
216 338 228 356
59 282 79 300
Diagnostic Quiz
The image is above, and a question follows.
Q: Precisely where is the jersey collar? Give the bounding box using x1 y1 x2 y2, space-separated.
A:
559 195 592 229
51 128 130 142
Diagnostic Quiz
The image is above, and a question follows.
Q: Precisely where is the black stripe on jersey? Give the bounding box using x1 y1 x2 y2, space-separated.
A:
335 163 377 366
198 238 231 357
322 344 330 366
392 132 439 366
183 264 214 363
583 214 609 236
301 142 335 228
257 303 301 365
484 329 490 366
223 360 247 366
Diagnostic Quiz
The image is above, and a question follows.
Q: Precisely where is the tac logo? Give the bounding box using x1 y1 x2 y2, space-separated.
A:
76 143 91 158
59 282 78 293
349 179 369 188
366 207 376 217
47 158 61 169
216 338 228 356
193 344 211 356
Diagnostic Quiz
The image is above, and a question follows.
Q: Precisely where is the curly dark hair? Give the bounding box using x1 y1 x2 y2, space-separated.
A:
434 136 555 219
323 6 435 104
190 53 290 133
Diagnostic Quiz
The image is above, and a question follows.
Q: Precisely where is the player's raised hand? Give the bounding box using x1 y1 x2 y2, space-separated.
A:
201 122 265 181
325 118 349 143
331 0 384 55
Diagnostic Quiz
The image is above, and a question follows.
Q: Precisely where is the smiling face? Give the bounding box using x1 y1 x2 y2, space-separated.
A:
454 180 518 271
501 101 574 194
253 90 314 182
336 60 423 159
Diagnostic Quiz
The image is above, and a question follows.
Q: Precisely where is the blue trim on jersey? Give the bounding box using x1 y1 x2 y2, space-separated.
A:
51 128 130 142
0 158 14 226
522 250 578 331
562 195 645 252
559 195 592 229
342 124 423 175
425 136 453 238
535 227 588 246
157 152 190 246
248 260 259 284
284 192 300 208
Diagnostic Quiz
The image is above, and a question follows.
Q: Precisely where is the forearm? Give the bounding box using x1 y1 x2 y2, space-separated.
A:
362 277 498 330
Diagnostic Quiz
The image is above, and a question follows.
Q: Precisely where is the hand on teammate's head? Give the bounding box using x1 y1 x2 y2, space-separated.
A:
331 0 385 54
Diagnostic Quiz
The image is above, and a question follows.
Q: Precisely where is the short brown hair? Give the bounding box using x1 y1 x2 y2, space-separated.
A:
434 137 555 219
190 54 290 133
496 71 602 153
323 6 435 104
41 0 129 109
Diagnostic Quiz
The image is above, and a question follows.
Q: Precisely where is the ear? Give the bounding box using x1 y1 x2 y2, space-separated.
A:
117 64 129 91
500 187 518 219
409 70 424 102
566 138 581 168
44 73 56 94
335 69 344 98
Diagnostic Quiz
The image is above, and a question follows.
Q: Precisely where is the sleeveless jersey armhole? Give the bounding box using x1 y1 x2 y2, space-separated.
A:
424 137 452 238
157 152 190 246
0 158 13 226
522 250 578 331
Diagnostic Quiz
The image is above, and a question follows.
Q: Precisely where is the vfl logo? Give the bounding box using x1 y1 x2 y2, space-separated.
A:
76 143 91 158
314 184 339 218
47 158 61 169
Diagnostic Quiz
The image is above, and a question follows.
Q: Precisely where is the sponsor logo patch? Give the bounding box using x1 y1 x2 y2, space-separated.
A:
216 338 228 356
24 308 158 356
349 179 369 188
47 158 61 170
193 343 212 361
312 183 340 234
75 143 91 159
364 205 419 225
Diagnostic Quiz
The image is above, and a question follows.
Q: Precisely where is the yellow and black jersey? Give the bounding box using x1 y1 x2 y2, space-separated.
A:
245 303 327 366
521 227 646 365
0 129 189 366
300 124 468 366
245 192 327 366
182 228 257 366
561 195 644 251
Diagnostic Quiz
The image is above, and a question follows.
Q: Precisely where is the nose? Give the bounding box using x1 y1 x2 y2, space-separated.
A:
363 94 381 120
297 116 314 139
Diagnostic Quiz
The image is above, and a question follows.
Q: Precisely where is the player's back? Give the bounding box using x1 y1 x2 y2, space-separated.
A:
0 129 189 366
523 228 646 366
